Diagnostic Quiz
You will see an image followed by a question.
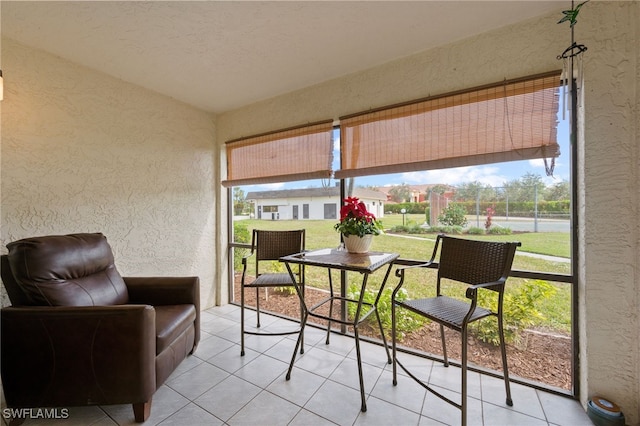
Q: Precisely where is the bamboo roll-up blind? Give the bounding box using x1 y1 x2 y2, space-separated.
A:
222 120 334 187
335 72 561 179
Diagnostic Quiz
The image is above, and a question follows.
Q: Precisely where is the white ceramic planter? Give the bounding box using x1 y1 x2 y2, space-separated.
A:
343 234 373 253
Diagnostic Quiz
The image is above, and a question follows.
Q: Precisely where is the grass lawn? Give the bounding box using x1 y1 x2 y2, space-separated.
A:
380 213 571 258
234 218 572 334
236 217 570 258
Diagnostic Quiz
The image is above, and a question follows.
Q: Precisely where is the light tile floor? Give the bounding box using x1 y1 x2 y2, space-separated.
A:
2 304 593 426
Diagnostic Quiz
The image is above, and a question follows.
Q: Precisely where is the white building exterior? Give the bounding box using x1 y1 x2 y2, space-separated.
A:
246 187 386 221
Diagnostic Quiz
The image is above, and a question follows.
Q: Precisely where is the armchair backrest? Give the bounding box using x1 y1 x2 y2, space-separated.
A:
5 233 129 306
1 255 30 306
436 235 520 292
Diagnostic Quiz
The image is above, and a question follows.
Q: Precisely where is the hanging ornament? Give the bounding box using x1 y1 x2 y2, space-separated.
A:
553 0 588 177
557 0 589 27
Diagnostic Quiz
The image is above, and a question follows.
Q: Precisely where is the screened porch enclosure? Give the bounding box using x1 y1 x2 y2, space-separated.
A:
227 71 574 394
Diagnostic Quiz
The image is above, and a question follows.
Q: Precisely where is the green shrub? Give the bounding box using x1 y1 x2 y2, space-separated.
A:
407 223 427 234
438 204 468 227
450 226 464 235
274 286 297 295
427 225 463 234
454 200 570 217
345 278 556 346
488 226 512 235
388 223 429 234
233 221 250 270
470 280 557 345
346 285 426 339
386 202 429 214
467 227 485 235
388 225 409 233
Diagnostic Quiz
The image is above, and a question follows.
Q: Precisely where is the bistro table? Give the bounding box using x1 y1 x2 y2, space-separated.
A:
280 248 399 412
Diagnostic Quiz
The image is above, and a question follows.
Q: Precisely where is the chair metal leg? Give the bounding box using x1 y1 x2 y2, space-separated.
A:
286 309 308 380
461 327 468 426
255 287 261 328
498 314 513 406
240 285 246 356
299 282 305 354
375 308 392 364
391 300 398 385
325 270 333 344
353 324 367 412
440 324 449 367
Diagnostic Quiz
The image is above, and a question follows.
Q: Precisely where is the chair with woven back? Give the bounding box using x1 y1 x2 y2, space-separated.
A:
240 229 306 356
391 234 521 426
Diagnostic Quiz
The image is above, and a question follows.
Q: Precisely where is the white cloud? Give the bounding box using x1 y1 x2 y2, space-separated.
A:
399 166 509 187
528 158 546 168
247 182 286 191
333 136 340 151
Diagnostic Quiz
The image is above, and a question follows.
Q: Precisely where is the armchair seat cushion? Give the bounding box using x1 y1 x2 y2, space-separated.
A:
155 304 197 354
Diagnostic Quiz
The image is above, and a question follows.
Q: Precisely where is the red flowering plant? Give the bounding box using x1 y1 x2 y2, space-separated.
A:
485 206 495 231
334 197 382 237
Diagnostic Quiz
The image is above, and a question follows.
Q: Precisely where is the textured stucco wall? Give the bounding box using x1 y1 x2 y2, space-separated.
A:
1 38 218 309
579 3 639 425
218 2 639 423
0 1 636 423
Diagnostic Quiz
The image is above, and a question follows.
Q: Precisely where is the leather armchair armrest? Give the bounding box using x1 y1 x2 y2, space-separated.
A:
1 305 156 407
124 276 200 307
124 276 200 351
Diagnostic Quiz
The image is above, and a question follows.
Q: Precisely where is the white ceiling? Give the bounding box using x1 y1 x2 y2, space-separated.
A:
2 1 564 114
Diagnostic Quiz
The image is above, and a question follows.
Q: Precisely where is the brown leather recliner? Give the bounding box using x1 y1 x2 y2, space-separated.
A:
0 233 200 423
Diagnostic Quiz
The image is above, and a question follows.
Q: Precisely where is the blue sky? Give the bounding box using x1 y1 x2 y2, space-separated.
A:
240 112 571 193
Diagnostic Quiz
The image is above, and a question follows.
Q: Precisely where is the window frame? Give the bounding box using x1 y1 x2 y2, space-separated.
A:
226 72 578 397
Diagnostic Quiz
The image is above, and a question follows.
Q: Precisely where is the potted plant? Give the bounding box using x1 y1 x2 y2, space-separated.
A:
334 196 382 253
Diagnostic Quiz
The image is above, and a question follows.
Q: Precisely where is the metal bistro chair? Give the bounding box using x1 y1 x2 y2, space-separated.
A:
391 234 520 426
240 229 306 356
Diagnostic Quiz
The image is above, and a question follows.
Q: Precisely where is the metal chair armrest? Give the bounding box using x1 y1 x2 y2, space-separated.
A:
465 279 505 299
392 260 436 298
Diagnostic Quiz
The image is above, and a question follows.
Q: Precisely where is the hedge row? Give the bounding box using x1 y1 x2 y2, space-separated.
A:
455 200 570 216
385 202 429 214
385 200 569 217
